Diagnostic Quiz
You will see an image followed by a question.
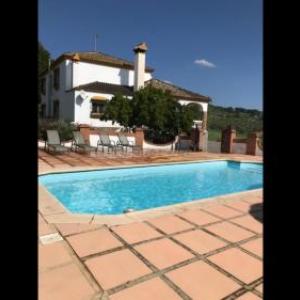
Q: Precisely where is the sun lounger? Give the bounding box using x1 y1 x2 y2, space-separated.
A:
72 131 97 153
46 130 69 153
97 134 120 153
117 134 141 153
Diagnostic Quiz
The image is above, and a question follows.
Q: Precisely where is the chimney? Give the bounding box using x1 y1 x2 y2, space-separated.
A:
133 42 148 91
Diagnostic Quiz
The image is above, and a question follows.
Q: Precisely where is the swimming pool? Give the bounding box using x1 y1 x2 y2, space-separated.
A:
39 160 263 215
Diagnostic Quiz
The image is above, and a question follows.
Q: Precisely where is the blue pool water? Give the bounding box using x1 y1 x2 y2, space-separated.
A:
39 161 263 215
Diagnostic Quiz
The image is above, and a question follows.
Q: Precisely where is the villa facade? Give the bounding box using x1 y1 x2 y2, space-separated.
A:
40 43 211 129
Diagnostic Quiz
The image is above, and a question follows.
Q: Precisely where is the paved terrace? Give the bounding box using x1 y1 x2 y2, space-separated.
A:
38 150 263 300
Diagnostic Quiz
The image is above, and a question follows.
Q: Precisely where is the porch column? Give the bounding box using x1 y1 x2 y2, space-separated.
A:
195 125 208 152
246 132 258 155
78 124 91 144
221 126 236 153
134 128 144 149
202 111 208 130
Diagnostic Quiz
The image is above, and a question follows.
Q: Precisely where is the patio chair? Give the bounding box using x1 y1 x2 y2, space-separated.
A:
117 134 141 153
72 131 97 153
97 134 120 153
176 135 196 152
46 130 69 153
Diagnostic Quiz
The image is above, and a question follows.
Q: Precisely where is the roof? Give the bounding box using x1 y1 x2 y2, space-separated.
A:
69 79 211 103
40 51 154 75
69 81 134 96
145 79 211 102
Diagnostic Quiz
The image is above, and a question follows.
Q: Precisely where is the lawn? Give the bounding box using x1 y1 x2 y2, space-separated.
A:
208 129 248 141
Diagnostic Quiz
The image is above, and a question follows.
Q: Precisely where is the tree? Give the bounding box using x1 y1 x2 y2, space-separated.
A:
38 42 51 104
38 42 50 74
179 104 198 134
101 86 195 143
101 93 132 128
207 103 262 137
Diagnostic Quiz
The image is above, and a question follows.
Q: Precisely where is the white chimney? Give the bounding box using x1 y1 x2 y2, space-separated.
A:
133 42 148 91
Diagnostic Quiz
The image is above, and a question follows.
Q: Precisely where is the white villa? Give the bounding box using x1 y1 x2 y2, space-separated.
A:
40 42 211 129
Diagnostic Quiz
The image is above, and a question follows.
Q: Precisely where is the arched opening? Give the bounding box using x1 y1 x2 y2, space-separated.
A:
186 102 204 127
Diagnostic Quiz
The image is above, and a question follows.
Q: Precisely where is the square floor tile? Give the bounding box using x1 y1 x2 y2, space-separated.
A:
242 196 263 204
135 238 194 270
56 223 101 236
224 201 253 213
39 241 73 270
66 228 123 257
39 223 57 237
237 292 261 299
39 263 96 300
173 229 227 254
112 222 162 244
39 213 47 225
177 209 220 226
147 215 193 234
231 215 263 234
166 261 240 300
202 205 243 219
255 283 263 293
241 238 263 258
208 248 262 284
109 277 181 300
85 249 151 290
205 222 254 242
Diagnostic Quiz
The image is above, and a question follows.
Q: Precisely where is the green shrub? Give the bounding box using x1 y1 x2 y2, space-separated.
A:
38 119 77 141
144 129 176 144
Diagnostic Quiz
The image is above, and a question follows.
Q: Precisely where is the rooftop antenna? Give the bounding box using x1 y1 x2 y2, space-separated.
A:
94 33 99 52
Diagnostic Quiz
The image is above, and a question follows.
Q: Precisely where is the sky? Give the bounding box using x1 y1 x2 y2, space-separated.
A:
39 0 262 110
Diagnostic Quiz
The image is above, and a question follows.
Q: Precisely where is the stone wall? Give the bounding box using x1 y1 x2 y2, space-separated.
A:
220 127 262 156
77 124 144 148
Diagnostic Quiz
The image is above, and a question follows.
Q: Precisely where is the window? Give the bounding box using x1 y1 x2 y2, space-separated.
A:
41 104 46 118
41 78 46 95
90 100 107 118
53 100 59 119
53 68 60 90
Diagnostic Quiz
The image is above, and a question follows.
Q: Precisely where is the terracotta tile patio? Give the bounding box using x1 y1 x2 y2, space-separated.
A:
109 277 182 300
66 228 123 258
111 222 162 244
38 150 263 299
134 238 195 270
85 249 152 290
208 247 262 284
147 215 194 234
236 292 262 300
172 229 227 255
166 261 241 300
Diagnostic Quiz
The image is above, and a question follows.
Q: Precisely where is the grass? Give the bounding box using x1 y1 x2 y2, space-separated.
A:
208 129 248 141
208 129 221 141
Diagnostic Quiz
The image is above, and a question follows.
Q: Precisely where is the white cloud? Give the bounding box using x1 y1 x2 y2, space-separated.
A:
194 59 216 68
162 80 173 84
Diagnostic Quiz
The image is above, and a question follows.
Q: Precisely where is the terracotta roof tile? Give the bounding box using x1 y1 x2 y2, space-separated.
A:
69 79 211 103
51 51 154 73
145 79 211 102
70 81 134 96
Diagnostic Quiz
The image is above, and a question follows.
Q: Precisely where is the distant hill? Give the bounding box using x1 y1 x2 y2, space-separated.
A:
207 104 263 141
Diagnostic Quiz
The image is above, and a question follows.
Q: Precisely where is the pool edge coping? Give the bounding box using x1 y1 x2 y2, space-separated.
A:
38 158 263 225
38 158 262 176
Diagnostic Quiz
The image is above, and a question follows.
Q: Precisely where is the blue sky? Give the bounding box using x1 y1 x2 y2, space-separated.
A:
39 0 262 110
